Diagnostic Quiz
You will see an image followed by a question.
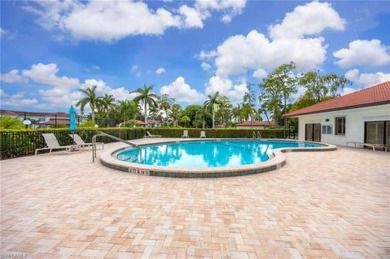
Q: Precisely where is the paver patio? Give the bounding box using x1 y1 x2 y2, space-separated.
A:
1 139 389 258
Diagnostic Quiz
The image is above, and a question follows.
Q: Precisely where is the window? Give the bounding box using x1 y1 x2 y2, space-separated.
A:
322 125 332 134
335 117 346 135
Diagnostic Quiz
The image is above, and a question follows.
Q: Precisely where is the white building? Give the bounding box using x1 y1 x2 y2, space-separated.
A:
283 81 390 147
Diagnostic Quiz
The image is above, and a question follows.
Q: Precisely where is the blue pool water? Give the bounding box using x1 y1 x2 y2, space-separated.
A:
115 140 323 169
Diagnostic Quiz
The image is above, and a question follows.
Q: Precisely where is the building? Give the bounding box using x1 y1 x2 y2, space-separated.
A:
0 109 87 128
282 81 390 147
237 121 276 129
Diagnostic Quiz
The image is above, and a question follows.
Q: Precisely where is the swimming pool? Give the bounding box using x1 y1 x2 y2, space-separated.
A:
99 139 336 178
115 140 322 168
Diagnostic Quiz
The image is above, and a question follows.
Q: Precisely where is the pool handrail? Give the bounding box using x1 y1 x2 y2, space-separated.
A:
92 132 141 162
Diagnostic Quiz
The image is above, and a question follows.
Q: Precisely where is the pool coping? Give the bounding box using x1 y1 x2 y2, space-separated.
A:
99 138 337 178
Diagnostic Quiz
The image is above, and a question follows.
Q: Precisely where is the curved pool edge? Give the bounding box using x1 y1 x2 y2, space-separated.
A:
99 138 337 178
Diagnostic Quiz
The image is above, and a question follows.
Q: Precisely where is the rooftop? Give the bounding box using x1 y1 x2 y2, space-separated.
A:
237 121 276 127
1 139 389 258
283 81 390 118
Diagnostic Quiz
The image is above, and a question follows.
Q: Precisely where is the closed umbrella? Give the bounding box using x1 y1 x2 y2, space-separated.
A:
69 105 77 144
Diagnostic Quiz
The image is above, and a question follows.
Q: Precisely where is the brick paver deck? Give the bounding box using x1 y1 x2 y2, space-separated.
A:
1 139 389 258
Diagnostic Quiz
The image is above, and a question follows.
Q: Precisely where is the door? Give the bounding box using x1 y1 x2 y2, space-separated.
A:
365 121 389 145
305 123 321 142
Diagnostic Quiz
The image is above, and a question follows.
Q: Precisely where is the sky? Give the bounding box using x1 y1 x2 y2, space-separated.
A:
1 0 390 113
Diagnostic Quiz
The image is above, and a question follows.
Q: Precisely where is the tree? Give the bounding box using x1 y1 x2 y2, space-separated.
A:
130 84 159 124
299 70 350 102
76 85 103 124
158 94 174 126
180 105 205 128
216 96 232 127
0 116 24 129
100 94 116 127
204 91 221 128
170 104 182 127
118 100 140 123
259 62 297 125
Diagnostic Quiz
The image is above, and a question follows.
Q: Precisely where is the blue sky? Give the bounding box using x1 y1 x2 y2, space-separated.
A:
1 0 389 113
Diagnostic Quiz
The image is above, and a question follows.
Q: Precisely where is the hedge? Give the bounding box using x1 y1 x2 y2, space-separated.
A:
0 128 284 160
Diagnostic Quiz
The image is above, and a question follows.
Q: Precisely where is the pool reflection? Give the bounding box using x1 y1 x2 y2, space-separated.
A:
117 141 272 168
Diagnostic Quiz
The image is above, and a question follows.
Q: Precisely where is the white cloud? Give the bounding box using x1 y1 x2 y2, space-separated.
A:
25 0 182 42
201 62 212 71
195 0 246 23
1 63 145 110
333 39 390 68
25 0 247 42
160 76 204 103
130 65 141 77
200 1 345 77
212 30 326 76
345 69 390 87
22 63 80 88
0 69 28 83
81 79 135 102
0 27 6 37
155 67 166 75
205 76 248 104
178 5 204 28
0 91 39 107
269 1 345 40
252 69 267 80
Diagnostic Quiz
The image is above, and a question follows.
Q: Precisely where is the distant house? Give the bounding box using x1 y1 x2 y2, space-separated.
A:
282 81 390 147
237 121 276 129
0 109 87 128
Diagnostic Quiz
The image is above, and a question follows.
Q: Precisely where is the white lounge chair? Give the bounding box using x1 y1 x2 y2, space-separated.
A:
35 133 80 155
200 131 206 138
145 131 161 138
69 134 104 150
181 130 189 138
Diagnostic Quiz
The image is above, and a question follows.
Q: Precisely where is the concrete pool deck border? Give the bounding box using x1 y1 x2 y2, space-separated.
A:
100 138 337 178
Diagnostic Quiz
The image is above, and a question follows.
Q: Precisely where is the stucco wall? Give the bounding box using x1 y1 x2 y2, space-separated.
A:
296 104 390 146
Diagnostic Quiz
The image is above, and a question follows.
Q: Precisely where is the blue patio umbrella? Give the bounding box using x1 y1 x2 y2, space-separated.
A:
69 105 77 143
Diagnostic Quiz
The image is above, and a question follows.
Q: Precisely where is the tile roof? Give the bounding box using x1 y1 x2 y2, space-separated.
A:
238 121 276 126
39 119 70 125
283 81 390 118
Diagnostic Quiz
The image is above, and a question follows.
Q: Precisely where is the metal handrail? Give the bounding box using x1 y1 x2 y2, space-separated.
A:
92 132 141 162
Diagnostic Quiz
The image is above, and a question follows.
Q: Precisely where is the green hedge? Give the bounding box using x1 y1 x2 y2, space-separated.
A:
0 128 284 160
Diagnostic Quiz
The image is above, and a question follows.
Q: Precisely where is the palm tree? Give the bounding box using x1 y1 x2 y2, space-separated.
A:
204 91 221 128
130 84 158 124
118 100 140 123
100 94 116 127
170 104 182 126
76 85 103 124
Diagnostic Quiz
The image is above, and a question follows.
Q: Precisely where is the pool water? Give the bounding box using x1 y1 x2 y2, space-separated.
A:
116 140 322 169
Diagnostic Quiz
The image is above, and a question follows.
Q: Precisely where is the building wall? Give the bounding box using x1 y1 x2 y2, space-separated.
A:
297 104 390 146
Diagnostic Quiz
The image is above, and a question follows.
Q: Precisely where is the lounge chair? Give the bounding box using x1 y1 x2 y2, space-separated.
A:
69 134 104 150
181 130 189 138
145 131 161 138
346 141 388 152
200 131 206 138
35 133 80 155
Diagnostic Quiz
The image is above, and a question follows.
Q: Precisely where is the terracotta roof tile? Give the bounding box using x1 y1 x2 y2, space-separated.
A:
283 81 390 118
238 121 276 126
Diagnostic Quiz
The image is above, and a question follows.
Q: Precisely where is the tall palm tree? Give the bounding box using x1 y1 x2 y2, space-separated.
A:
100 94 116 126
171 104 182 126
130 84 158 124
204 91 221 128
76 85 103 124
